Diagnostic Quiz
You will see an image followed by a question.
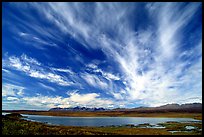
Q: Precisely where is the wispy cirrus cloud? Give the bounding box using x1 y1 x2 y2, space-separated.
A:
86 63 120 81
30 2 201 106
81 72 108 89
18 32 58 49
2 83 25 97
38 82 56 92
4 54 73 86
51 67 75 74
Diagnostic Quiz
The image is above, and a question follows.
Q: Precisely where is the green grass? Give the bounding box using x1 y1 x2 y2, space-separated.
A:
158 121 202 133
2 114 202 135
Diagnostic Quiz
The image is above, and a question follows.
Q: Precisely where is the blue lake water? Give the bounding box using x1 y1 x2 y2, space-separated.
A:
2 113 201 127
19 114 201 127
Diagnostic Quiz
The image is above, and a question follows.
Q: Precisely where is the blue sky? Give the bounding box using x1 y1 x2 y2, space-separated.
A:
2 2 202 110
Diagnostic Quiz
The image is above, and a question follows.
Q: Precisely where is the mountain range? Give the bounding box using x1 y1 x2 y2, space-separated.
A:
49 103 202 113
49 106 106 112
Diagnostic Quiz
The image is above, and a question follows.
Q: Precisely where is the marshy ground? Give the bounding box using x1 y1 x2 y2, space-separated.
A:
2 113 202 135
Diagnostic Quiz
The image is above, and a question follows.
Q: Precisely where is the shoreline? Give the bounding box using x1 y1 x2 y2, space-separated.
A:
2 111 202 120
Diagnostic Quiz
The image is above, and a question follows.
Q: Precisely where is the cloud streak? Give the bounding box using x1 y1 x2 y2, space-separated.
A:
81 72 108 89
38 83 56 92
4 54 73 86
2 83 25 97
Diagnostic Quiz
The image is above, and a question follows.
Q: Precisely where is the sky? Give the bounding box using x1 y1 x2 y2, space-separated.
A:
2 2 202 110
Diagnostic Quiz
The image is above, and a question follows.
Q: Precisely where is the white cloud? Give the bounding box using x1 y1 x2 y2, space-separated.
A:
153 3 201 63
111 92 124 100
69 92 99 104
6 54 73 86
19 32 27 36
103 72 120 81
38 83 56 91
22 92 114 109
17 90 24 96
87 63 120 81
87 63 97 69
2 83 25 97
18 32 58 48
21 54 41 65
94 69 120 81
81 73 108 89
7 96 19 101
23 95 65 108
137 29 153 45
51 67 74 74
2 68 10 73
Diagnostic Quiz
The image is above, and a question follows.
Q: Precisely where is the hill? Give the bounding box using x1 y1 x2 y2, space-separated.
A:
48 103 202 113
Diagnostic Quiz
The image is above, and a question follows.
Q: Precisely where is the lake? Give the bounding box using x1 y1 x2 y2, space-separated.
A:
10 113 200 127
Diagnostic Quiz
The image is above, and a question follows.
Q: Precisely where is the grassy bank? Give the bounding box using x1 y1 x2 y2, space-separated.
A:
3 111 202 120
2 114 202 135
